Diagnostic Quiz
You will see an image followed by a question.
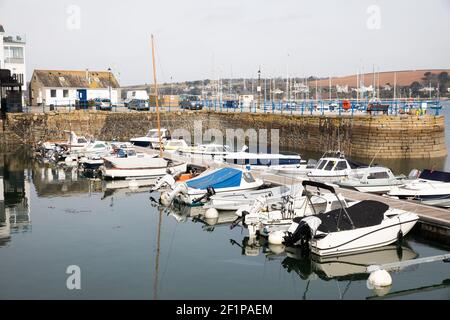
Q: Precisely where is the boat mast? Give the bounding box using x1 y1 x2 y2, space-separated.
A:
151 34 163 157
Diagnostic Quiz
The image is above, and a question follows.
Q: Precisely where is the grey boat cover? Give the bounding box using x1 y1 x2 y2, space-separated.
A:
316 200 389 233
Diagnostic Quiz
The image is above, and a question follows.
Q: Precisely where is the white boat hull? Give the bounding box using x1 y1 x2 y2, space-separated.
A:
101 162 187 179
310 212 418 256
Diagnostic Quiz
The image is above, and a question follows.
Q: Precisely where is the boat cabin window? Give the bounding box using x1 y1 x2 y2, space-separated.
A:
243 172 256 183
324 161 336 171
335 161 348 171
94 143 105 149
317 160 327 170
77 138 87 144
367 171 390 179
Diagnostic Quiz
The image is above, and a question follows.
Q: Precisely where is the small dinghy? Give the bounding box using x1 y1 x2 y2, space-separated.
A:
159 167 264 206
282 181 419 256
100 148 187 180
388 169 450 208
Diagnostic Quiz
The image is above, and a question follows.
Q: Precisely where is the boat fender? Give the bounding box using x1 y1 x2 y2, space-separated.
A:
160 192 172 206
367 269 392 288
205 208 219 219
268 231 287 245
268 243 285 254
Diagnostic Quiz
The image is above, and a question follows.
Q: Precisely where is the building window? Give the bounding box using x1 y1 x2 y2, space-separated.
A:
50 90 57 98
4 46 24 63
63 90 69 98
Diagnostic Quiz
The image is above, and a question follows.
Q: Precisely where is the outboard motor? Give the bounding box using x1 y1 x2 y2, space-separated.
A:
283 216 322 247
151 173 176 192
192 187 216 204
231 196 267 230
160 183 188 206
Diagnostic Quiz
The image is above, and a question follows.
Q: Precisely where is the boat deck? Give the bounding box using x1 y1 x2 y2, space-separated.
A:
136 147 450 230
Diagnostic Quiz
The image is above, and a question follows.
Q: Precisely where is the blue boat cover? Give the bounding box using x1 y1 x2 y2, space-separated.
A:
186 168 243 190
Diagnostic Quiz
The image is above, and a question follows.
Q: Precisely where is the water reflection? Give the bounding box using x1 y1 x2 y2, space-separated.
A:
32 165 102 197
0 150 32 247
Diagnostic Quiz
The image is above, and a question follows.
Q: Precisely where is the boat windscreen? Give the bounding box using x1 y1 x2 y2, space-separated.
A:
419 169 450 182
186 168 243 190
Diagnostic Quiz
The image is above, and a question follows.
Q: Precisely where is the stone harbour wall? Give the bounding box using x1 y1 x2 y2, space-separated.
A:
0 110 446 159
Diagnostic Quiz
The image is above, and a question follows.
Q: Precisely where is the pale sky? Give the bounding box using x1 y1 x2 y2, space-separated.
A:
1 0 449 85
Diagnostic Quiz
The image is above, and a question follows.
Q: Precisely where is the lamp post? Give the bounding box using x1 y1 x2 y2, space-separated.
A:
108 67 112 111
257 68 261 111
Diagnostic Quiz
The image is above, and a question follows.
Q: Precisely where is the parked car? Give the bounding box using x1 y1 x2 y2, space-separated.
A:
223 100 239 109
95 98 113 111
179 95 203 110
128 99 150 111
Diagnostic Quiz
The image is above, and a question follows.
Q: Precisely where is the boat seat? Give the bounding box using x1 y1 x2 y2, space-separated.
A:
315 200 389 233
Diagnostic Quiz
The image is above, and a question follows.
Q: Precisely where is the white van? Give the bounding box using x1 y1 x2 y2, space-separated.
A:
124 90 149 107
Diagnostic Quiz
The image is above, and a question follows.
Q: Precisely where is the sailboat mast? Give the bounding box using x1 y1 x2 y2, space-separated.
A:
151 34 163 157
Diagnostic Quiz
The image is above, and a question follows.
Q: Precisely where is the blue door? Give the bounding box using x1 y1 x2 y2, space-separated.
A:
77 89 87 109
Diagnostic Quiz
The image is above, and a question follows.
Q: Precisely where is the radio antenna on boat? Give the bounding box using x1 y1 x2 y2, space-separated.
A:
151 34 163 157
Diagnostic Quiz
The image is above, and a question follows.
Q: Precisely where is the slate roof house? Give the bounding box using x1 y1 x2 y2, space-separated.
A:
29 69 120 106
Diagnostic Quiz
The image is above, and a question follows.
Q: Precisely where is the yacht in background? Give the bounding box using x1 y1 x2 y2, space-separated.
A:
130 128 171 148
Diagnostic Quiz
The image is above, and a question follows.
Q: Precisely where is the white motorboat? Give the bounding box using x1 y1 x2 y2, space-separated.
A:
64 140 112 166
206 184 304 211
130 128 171 148
387 169 450 207
337 166 405 194
163 139 189 153
269 159 317 176
307 151 368 183
237 187 354 240
41 131 90 152
100 148 187 180
177 144 232 160
282 181 419 256
159 167 264 206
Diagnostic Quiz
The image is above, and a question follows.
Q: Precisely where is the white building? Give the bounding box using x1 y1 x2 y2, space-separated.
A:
30 69 120 106
0 24 27 96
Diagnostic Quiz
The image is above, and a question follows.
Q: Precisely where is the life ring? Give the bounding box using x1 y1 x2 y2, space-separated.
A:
342 100 351 110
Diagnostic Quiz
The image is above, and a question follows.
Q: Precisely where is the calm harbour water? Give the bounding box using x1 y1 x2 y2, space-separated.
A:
1 106 450 300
